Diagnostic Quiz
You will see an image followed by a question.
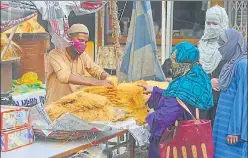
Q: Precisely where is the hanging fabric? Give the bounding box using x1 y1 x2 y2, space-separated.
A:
120 1 165 82
1 1 107 49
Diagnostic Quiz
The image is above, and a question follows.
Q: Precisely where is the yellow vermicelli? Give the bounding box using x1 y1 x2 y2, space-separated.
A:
147 80 169 89
82 83 148 125
1 33 20 60
117 83 145 109
4 15 46 33
46 91 122 122
14 72 42 86
106 75 118 86
135 80 169 89
135 80 148 85
47 78 168 125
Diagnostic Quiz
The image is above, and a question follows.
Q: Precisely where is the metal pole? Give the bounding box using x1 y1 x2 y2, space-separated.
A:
129 133 135 158
165 1 173 59
171 1 174 47
161 1 166 63
117 136 120 154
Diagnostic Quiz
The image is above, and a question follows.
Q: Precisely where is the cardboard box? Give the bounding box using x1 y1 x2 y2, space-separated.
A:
1 106 30 130
1 126 34 152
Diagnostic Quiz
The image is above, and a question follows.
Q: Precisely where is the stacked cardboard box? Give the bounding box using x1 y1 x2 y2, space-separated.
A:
1 106 34 152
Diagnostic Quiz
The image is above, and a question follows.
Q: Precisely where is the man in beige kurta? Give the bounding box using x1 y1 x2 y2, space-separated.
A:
46 24 111 105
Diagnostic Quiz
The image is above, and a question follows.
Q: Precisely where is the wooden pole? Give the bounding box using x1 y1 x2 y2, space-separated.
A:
1 25 19 60
95 12 98 62
96 6 105 65
97 9 103 52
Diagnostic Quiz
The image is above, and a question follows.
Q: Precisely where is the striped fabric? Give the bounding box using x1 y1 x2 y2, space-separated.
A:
213 59 247 158
120 1 165 82
32 1 107 48
1 1 37 32
1 1 106 48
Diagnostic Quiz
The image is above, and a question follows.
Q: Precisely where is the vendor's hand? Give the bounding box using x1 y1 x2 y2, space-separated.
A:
166 77 172 82
213 87 220 91
149 108 155 114
227 135 239 145
100 72 109 80
138 85 154 94
211 78 219 91
69 84 82 92
97 80 112 86
106 80 115 86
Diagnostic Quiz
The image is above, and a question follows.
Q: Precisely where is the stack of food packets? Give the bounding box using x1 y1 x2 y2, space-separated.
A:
1 106 34 152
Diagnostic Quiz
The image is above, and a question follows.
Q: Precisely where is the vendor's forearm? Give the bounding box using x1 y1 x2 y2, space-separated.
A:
100 72 109 80
68 73 100 86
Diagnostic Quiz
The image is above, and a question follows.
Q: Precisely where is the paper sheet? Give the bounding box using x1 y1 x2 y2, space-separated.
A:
29 104 150 145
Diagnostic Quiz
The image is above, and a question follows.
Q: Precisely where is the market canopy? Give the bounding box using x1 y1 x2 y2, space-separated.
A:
1 1 107 48
120 1 166 82
1 2 37 32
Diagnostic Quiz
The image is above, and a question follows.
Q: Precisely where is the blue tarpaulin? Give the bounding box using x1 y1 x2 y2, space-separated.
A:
120 1 165 82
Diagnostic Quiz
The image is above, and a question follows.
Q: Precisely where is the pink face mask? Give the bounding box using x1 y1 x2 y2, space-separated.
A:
71 40 87 55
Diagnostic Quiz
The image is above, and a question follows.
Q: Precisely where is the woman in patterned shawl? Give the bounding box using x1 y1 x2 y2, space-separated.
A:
140 42 213 158
213 28 247 158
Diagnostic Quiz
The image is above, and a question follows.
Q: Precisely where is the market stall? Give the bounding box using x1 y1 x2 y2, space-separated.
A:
1 1 163 157
4 1 231 157
0 1 130 158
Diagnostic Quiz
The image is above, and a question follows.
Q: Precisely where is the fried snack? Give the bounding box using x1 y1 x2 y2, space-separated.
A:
14 72 42 86
147 80 169 89
83 86 123 105
46 91 122 122
82 83 148 125
1 33 20 60
4 15 46 33
135 80 148 85
143 94 150 104
117 83 145 109
135 80 169 89
106 75 118 86
125 107 149 125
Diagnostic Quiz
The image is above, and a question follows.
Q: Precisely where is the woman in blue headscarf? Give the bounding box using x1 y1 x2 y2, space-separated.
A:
213 28 247 158
140 42 213 158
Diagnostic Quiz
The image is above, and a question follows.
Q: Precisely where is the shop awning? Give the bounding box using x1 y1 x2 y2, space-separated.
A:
1 1 107 48
1 1 37 32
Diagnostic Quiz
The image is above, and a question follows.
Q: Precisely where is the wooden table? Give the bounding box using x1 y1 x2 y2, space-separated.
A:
2 130 136 158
